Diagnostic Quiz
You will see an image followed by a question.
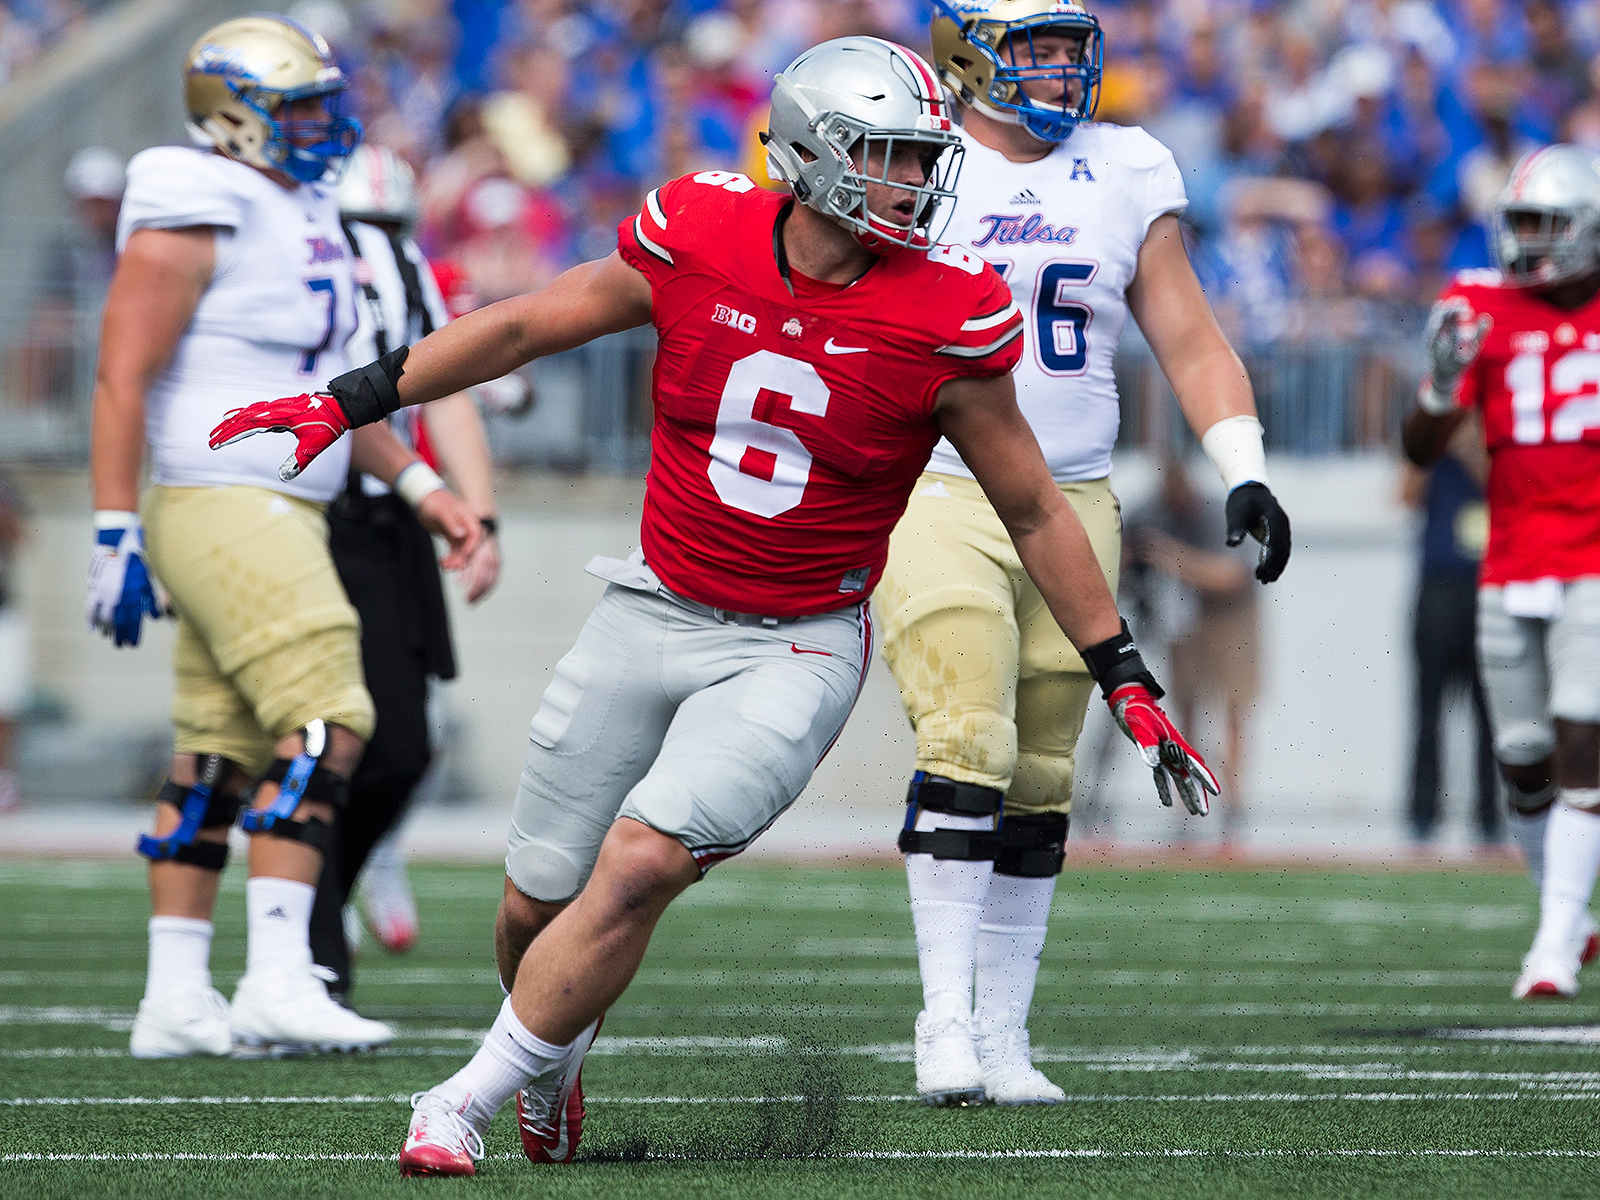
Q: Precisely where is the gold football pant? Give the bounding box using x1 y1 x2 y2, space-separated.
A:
143 485 376 777
875 472 1121 817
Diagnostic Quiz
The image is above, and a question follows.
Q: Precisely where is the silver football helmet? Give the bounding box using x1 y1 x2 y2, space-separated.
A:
338 143 419 228
1491 145 1600 288
764 37 963 253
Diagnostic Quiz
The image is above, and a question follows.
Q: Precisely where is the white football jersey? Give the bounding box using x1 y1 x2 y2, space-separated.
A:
118 146 358 501
925 123 1187 483
345 220 452 495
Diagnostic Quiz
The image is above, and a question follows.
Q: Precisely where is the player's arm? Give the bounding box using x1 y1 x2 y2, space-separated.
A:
348 423 481 571
91 227 215 511
209 252 653 480
935 371 1121 649
421 391 501 602
1127 214 1290 583
1402 297 1490 467
935 370 1219 815
86 226 215 646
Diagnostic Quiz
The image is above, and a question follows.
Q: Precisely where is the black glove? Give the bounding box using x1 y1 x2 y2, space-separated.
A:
1225 481 1291 583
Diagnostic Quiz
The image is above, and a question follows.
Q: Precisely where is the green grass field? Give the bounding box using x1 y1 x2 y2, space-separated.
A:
5 857 1600 1199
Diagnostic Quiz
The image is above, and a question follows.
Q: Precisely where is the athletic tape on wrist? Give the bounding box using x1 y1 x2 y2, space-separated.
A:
394 461 446 509
1416 376 1459 417
1200 415 1269 491
93 510 139 531
1079 618 1164 700
327 345 409 428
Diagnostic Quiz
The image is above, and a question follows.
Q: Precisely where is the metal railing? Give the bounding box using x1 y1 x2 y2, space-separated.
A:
0 301 1427 466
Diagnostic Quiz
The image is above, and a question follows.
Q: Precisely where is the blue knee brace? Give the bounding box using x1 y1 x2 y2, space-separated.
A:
136 754 243 871
239 721 346 854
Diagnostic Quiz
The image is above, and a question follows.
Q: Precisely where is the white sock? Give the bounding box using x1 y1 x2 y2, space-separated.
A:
145 916 213 998
906 809 994 1021
431 996 576 1131
975 873 1056 1032
1530 800 1600 961
245 877 316 977
1509 806 1550 894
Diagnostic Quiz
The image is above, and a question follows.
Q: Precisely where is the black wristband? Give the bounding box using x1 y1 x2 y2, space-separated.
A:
1080 618 1165 700
327 345 410 429
479 516 499 536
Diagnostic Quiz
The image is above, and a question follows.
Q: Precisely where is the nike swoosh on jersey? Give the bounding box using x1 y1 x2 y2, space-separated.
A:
823 338 869 355
791 644 834 656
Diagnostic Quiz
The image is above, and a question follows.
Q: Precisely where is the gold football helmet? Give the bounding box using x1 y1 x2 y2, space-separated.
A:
931 0 1102 143
184 14 360 183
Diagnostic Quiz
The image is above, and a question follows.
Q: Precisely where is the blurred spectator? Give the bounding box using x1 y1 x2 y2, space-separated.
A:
1400 424 1498 846
0 471 27 816
1126 458 1262 844
10 146 123 408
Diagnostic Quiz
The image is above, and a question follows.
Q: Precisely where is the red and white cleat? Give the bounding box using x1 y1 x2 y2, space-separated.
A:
399 1091 485 1177
1578 916 1599 969
515 1017 601 1165
1513 952 1580 1000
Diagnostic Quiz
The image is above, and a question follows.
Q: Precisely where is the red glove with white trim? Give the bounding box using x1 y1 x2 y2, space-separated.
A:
209 391 351 481
1107 682 1219 816
1081 619 1220 817
209 347 411 481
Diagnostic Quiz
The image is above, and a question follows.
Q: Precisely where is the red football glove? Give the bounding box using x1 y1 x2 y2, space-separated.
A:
1107 683 1220 816
209 392 352 481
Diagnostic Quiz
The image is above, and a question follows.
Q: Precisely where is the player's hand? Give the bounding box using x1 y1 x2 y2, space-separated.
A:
415 488 482 571
457 524 501 604
1420 298 1491 415
1107 683 1219 816
86 515 162 647
1225 482 1292 583
209 392 353 481
470 373 535 418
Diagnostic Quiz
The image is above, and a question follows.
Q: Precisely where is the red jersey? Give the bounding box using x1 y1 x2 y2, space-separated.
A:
616 171 1023 615
1443 270 1600 585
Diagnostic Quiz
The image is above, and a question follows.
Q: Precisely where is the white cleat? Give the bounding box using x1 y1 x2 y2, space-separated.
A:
230 964 394 1056
399 1091 485 1177
1513 951 1581 1000
359 842 419 953
129 986 232 1058
975 1014 1066 1106
913 1010 986 1107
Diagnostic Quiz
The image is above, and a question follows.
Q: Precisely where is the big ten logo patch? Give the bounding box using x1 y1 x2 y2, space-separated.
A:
713 303 758 335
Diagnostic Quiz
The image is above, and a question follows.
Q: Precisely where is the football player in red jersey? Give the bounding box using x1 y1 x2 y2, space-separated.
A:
209 38 1214 1176
1403 145 1600 1000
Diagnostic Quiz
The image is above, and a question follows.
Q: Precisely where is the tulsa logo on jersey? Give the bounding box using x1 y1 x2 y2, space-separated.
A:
973 213 1079 246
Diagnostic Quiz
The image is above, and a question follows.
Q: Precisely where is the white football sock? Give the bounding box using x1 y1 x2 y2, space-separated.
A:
431 996 577 1131
906 809 994 1021
145 916 213 998
974 872 1056 1030
1529 800 1600 961
1509 805 1550 894
244 877 315 977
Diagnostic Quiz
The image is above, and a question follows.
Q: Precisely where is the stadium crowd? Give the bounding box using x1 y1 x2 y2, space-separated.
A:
276 0 1600 346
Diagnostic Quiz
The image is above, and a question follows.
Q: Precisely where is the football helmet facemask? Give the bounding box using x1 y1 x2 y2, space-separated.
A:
931 0 1103 144
1491 145 1600 289
764 37 963 254
184 14 361 184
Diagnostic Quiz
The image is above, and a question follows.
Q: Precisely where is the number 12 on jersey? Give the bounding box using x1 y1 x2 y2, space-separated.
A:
992 259 1097 375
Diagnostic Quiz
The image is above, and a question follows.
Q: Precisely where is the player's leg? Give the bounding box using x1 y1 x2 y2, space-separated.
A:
877 473 1021 1105
309 510 433 992
1409 576 1453 842
974 476 1120 1105
149 485 388 1050
406 595 868 1173
1478 586 1556 891
1520 579 1600 995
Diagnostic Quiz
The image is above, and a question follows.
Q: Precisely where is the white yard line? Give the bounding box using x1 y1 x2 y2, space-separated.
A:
7 1091 1600 1106
5 1148 1600 1164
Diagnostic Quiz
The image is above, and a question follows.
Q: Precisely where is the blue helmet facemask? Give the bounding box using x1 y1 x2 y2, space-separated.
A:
241 82 362 183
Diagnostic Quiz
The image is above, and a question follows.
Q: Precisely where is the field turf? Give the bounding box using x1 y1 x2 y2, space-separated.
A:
4 857 1600 1199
